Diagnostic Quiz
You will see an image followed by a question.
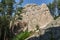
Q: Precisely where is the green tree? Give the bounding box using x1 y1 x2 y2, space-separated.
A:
0 0 23 40
48 0 60 19
48 0 60 13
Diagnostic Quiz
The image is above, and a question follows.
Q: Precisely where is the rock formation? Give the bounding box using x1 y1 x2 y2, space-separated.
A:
11 3 60 40
21 3 53 32
46 17 60 28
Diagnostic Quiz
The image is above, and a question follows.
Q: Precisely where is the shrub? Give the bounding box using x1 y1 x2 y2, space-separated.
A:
12 30 31 40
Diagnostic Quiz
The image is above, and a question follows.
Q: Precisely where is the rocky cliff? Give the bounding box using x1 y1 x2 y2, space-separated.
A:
21 3 53 32
11 3 60 40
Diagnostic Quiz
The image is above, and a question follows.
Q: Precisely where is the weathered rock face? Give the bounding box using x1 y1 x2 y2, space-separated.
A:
46 17 60 28
21 3 53 32
10 20 27 35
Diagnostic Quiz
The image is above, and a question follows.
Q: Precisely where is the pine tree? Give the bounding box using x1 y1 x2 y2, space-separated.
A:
0 0 23 40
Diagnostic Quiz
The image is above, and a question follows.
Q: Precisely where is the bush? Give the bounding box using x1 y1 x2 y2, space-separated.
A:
54 16 60 20
12 30 31 40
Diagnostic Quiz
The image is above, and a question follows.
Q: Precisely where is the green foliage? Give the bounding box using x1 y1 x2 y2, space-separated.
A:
47 0 60 18
54 15 60 20
0 15 10 27
12 31 31 40
16 7 23 20
48 0 60 10
0 0 24 40
0 15 11 40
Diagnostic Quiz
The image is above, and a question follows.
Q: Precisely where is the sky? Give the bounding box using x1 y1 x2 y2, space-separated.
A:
15 0 54 7
0 0 53 6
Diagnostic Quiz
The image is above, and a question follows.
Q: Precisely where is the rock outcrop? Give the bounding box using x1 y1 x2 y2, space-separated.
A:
46 17 60 28
11 3 60 40
21 3 53 32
